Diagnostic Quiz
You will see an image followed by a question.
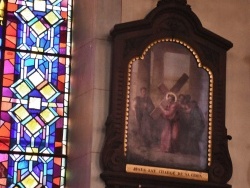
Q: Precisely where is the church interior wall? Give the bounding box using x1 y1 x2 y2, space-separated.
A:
68 0 250 187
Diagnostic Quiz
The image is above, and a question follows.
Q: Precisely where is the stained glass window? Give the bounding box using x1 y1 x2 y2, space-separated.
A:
0 0 72 187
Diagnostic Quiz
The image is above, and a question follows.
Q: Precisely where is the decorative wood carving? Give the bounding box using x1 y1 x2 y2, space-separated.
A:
101 0 233 187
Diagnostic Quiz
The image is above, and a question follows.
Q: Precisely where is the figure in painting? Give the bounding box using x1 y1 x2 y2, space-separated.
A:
178 94 191 154
178 94 205 155
159 92 206 156
184 98 205 155
133 87 155 147
159 92 180 153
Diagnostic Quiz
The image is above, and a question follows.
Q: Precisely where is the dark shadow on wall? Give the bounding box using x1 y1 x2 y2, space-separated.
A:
247 162 250 187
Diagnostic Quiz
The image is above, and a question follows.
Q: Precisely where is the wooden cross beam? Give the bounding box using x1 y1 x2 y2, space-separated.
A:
150 73 189 119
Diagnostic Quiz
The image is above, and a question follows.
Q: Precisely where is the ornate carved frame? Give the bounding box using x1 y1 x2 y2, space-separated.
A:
101 1 233 187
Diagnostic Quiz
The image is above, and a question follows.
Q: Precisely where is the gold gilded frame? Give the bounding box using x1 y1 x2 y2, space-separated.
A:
124 38 213 180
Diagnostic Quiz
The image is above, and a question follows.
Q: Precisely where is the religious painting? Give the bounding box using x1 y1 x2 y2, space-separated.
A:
101 1 233 187
125 39 211 179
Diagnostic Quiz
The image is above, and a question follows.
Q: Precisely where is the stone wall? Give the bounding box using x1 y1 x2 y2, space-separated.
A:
69 0 250 187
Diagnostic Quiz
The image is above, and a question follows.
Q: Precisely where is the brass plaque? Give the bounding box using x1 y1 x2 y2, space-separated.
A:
126 164 208 181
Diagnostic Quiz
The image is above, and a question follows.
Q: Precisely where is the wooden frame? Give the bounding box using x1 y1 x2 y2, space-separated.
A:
101 0 233 187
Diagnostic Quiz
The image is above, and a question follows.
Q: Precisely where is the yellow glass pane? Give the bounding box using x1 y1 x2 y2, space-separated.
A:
26 119 41 134
15 82 31 97
14 106 29 121
31 20 46 36
0 0 5 24
40 84 56 100
26 147 38 153
20 8 35 22
31 53 43 59
31 47 44 53
25 154 38 161
25 147 38 161
22 174 38 187
31 47 44 59
45 11 59 25
48 103 57 107
40 109 55 123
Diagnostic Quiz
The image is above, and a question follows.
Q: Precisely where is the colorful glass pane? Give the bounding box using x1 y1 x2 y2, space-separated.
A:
5 0 72 55
0 153 8 186
1 51 69 155
0 0 4 46
0 0 72 187
6 154 66 188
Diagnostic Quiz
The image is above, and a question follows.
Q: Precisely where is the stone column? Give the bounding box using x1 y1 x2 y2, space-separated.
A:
68 1 122 188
